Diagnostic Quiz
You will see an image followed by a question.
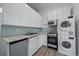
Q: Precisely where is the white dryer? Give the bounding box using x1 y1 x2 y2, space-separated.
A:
58 36 76 56
58 16 76 56
57 17 75 37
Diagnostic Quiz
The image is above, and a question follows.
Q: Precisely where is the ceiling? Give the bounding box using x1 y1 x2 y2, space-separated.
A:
28 3 73 14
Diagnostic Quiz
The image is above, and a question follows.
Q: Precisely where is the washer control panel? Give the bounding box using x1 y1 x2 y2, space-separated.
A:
69 37 74 40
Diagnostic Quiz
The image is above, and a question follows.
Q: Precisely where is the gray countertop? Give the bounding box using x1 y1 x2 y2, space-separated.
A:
2 34 39 43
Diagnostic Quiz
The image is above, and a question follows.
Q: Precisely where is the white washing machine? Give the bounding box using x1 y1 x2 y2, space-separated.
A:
58 36 76 56
57 16 76 56
57 17 75 37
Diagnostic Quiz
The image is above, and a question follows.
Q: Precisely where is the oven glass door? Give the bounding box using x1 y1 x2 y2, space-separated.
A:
48 37 57 45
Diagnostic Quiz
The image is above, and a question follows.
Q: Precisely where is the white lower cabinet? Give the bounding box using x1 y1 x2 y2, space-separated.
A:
28 36 39 56
38 34 43 47
39 34 47 46
28 34 47 56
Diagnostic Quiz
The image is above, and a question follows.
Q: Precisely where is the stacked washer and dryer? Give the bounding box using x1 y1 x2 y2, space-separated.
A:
57 16 76 56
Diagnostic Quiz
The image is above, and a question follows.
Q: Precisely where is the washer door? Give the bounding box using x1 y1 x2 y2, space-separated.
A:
61 41 71 49
60 21 71 28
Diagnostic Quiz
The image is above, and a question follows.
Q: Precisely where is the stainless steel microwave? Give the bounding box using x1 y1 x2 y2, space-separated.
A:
48 20 57 26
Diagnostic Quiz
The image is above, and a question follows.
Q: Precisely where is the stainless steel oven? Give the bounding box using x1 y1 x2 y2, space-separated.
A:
47 34 57 48
47 20 58 49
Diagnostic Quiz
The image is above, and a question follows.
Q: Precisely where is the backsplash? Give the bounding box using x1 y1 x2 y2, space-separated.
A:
1 25 42 36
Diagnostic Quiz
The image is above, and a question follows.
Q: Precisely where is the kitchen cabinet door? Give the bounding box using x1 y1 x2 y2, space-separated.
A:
25 6 43 28
3 3 43 27
38 34 43 47
38 34 47 48
34 14 43 27
21 4 34 27
0 4 4 24
28 38 36 56
0 12 3 24
42 14 48 28
39 34 47 46
21 4 43 27
28 36 39 56
56 8 63 19
48 10 57 20
62 7 71 18
3 3 22 26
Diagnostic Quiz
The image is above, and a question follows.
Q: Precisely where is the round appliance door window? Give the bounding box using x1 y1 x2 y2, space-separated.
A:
60 21 71 28
61 41 71 49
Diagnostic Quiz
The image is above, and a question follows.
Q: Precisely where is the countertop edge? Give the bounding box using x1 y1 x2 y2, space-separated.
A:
2 34 39 43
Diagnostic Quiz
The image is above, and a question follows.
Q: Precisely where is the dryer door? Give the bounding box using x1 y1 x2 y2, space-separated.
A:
61 41 71 49
58 18 72 31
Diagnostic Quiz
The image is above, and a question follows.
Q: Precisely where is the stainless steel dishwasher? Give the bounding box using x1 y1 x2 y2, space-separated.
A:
9 38 29 56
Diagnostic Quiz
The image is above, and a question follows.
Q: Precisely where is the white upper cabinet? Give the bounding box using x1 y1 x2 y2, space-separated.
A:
48 8 63 20
0 4 4 24
42 14 48 28
3 3 43 28
56 8 63 19
3 3 22 25
62 7 71 18
48 6 71 20
0 11 3 24
27 6 43 28
48 10 57 20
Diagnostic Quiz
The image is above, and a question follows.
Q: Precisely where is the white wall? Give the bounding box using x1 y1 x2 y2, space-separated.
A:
73 4 79 55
